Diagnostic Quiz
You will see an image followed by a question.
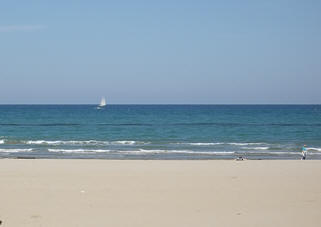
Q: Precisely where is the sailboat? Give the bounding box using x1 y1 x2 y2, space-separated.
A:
97 97 106 109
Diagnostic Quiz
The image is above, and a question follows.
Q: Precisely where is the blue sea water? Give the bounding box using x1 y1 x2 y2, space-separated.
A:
0 105 321 160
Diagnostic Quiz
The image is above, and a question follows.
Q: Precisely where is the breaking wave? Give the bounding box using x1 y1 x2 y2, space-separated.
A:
48 149 111 153
119 149 235 155
227 143 267 146
0 148 33 153
176 142 266 146
307 147 321 152
242 146 270 150
24 140 149 146
48 148 235 155
178 142 223 146
239 151 300 155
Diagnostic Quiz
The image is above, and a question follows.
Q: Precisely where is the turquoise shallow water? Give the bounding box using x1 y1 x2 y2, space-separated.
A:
0 105 321 159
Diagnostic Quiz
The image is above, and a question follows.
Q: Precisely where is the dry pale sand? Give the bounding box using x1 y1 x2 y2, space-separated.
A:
0 160 321 227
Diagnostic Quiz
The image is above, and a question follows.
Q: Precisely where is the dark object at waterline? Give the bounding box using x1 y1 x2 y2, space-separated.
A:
15 156 36 159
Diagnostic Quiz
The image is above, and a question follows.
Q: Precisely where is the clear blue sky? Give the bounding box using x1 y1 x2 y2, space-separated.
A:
1 0 321 104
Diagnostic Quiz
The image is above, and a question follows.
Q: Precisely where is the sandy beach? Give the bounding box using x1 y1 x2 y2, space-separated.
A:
0 160 320 227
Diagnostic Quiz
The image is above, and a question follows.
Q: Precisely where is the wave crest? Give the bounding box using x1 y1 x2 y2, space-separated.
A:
24 140 149 146
242 146 270 150
307 147 321 152
48 149 111 153
123 149 235 155
0 148 33 153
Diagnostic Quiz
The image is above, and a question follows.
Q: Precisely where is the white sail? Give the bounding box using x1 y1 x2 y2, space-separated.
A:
99 97 106 107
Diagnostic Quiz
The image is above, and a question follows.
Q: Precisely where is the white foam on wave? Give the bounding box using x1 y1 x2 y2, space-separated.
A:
116 140 136 145
6 140 270 147
48 148 235 155
118 149 235 155
111 140 150 145
228 142 266 146
25 140 149 146
0 139 4 144
176 142 267 146
242 146 270 150
48 149 111 153
180 142 224 146
242 151 300 155
272 152 301 155
26 140 108 145
307 147 321 152
0 148 33 153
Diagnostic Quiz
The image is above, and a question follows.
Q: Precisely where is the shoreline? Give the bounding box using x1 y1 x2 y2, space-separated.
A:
1 159 321 226
0 157 311 160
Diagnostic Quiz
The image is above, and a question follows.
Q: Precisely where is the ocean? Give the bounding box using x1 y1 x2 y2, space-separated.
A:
0 105 320 160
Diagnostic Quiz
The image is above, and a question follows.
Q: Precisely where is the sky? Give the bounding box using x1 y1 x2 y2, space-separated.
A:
1 0 321 104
